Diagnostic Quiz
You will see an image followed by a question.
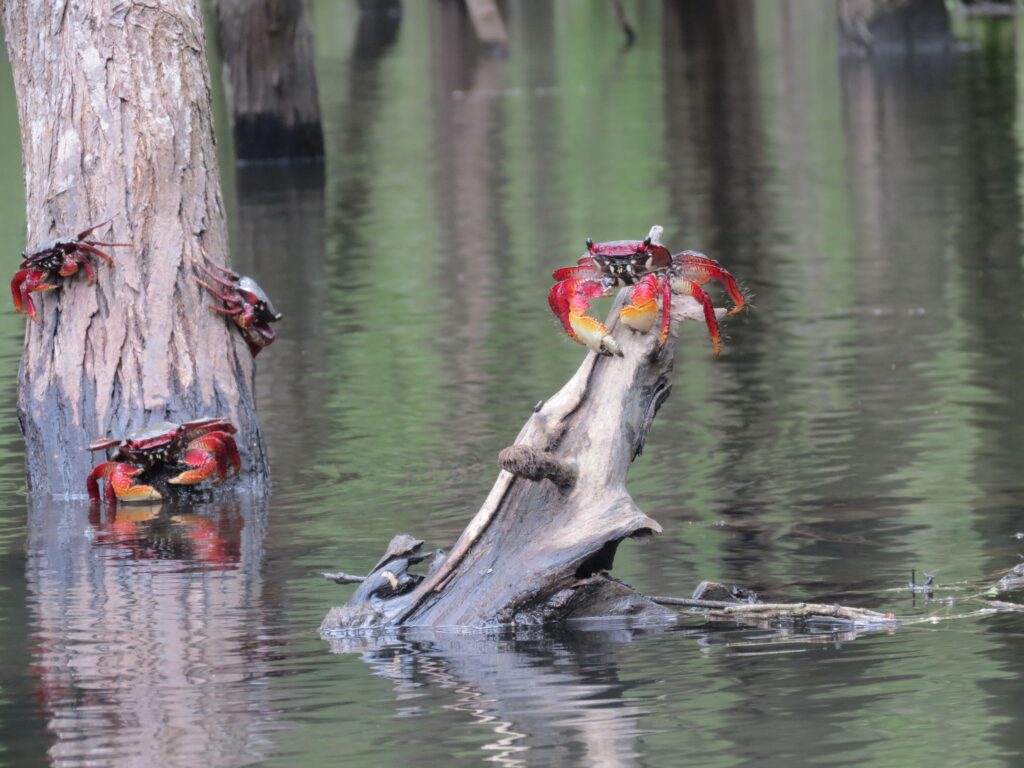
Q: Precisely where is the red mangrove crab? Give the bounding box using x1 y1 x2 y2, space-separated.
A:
548 233 746 357
11 218 130 322
87 417 241 505
192 256 282 357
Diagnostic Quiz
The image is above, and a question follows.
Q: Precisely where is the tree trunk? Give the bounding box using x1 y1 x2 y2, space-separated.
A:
3 1 269 497
464 0 508 53
214 0 324 162
838 0 951 53
322 228 728 631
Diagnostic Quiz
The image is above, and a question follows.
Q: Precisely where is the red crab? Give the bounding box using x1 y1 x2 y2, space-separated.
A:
11 219 129 322
548 234 746 357
86 417 242 505
192 256 282 357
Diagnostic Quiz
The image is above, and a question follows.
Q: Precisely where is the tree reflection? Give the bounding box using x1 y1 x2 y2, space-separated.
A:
25 496 273 766
327 626 659 767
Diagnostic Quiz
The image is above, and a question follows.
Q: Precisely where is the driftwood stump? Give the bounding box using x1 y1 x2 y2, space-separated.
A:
322 227 731 631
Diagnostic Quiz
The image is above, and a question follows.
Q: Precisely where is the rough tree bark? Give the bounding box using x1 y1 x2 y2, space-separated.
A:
322 227 725 631
3 1 269 497
213 0 324 162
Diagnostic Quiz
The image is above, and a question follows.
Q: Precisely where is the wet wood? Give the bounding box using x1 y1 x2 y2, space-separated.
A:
322 226 730 631
214 0 324 162
2 0 269 497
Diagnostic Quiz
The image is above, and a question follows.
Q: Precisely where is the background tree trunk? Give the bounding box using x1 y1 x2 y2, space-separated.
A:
213 0 324 162
838 0 952 53
2 0 269 497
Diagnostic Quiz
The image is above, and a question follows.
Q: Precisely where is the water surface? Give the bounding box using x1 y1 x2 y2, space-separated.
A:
1 3 1023 766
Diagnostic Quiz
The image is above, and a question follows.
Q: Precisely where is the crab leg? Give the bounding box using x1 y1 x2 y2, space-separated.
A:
209 302 256 327
75 217 115 240
548 278 622 357
670 276 721 357
209 304 243 316
74 242 118 266
199 257 241 281
673 251 746 316
191 257 240 290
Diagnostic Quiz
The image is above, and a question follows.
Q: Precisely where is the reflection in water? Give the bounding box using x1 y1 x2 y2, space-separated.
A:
328 627 659 768
25 496 273 766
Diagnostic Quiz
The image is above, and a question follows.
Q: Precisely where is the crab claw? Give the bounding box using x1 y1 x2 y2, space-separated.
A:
168 431 241 485
548 278 622 357
87 462 161 504
620 274 661 335
11 268 59 323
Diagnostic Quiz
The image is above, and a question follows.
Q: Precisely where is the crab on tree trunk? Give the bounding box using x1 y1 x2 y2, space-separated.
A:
2 0 269 496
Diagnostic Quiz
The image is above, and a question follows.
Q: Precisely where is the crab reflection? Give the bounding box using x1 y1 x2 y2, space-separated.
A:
87 498 244 569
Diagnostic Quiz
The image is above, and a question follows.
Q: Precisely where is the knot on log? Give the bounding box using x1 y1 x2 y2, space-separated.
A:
498 445 576 487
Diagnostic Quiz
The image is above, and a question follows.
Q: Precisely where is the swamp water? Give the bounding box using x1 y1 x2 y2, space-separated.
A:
0 3 1023 766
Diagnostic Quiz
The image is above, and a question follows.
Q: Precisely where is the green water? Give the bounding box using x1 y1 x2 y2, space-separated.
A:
1 2 1023 766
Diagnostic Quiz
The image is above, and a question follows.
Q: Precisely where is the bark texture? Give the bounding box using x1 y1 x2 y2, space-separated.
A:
322 229 728 630
214 0 323 162
838 0 951 53
3 1 268 497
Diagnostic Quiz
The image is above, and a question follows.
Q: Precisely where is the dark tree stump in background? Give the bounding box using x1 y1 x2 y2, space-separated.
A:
838 0 952 53
322 227 733 631
214 0 324 162
2 1 269 497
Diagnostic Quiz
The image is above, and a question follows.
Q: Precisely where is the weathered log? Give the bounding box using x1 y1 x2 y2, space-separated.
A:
322 226 734 632
213 0 324 162
2 1 269 497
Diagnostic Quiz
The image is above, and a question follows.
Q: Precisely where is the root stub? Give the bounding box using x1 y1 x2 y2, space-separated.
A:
497 445 576 487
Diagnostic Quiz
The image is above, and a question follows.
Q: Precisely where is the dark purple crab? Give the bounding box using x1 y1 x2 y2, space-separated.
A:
87 417 241 505
11 218 130 322
192 256 282 356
